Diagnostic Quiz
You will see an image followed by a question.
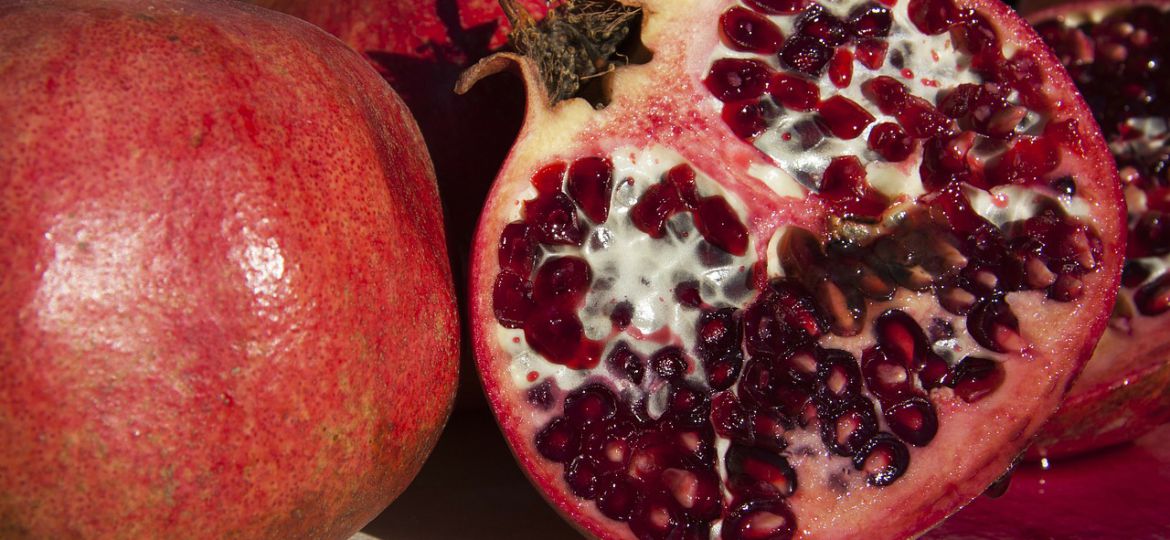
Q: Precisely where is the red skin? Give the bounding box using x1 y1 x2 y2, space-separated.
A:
253 0 550 408
0 1 457 538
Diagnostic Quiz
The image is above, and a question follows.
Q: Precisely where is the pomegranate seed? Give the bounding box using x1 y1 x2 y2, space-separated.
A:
771 73 820 111
524 304 598 369
1135 274 1170 316
884 397 938 446
953 13 1000 57
855 38 888 69
946 356 1005 403
848 3 893 39
610 301 634 329
533 256 592 306
744 279 827 357
818 155 888 217
862 76 910 114
595 473 637 521
722 100 778 139
896 97 953 138
987 136 1060 186
493 271 533 328
816 95 875 139
524 191 584 245
861 347 915 402
630 182 685 238
908 0 963 35
607 341 645 383
565 455 601 498
796 5 849 47
852 433 909 486
527 379 554 410
829 48 854 87
704 58 772 102
694 195 750 255
650 347 689 381
723 499 796 540
531 162 566 194
868 122 915 162
720 7 784 54
815 348 862 403
725 444 798 498
818 396 879 456
567 156 614 224
564 384 618 426
498 221 537 275
780 35 833 76
536 417 580 462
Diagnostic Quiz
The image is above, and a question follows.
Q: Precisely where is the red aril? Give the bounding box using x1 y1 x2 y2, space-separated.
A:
464 0 1124 537
0 0 456 537
1025 0 1170 460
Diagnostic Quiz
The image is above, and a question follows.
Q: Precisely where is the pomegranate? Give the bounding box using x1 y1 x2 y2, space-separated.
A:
463 0 1126 537
1024 0 1170 460
0 0 456 538
250 0 549 406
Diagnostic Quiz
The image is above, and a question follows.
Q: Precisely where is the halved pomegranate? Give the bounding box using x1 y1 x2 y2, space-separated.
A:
1025 0 1170 460
464 0 1124 537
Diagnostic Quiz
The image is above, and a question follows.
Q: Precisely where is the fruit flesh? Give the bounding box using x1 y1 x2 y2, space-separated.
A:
468 0 1123 538
0 1 457 537
1026 0 1170 459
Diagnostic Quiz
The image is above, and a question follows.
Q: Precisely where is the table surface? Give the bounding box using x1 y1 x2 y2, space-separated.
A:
354 409 1170 539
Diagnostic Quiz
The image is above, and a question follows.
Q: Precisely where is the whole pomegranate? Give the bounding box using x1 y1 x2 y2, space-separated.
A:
250 0 549 407
464 0 1125 537
1023 0 1170 460
0 0 457 538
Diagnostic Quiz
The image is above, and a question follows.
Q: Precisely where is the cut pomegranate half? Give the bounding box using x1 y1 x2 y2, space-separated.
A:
463 0 1124 537
1025 0 1170 460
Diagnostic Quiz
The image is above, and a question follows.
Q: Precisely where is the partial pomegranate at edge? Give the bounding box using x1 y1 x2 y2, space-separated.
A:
464 0 1124 538
0 0 457 537
1025 0 1170 460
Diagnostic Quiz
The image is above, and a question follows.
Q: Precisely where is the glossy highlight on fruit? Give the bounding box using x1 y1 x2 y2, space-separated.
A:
0 1 457 537
464 0 1124 538
1026 0 1170 459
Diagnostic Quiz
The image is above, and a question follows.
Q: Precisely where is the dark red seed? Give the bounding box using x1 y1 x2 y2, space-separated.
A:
564 384 618 426
1135 274 1170 316
818 155 888 217
694 196 750 256
938 83 980 118
818 396 879 456
630 182 685 238
743 279 827 357
796 5 849 46
725 444 798 498
848 3 893 39
492 271 533 328
596 472 638 521
967 297 1024 354
498 222 537 275
565 455 601 498
705 58 773 102
815 348 863 403
896 98 953 138
868 122 915 161
986 136 1060 186
722 499 796 540
744 0 810 15
531 162 566 194
862 76 910 114
874 309 928 365
675 280 703 308
567 156 614 224
861 347 915 402
525 191 584 245
607 341 645 384
907 0 962 35
917 353 950 390
720 6 784 54
697 308 741 359
771 73 821 111
723 99 779 139
852 433 910 487
712 392 754 442
1121 261 1152 289
651 347 689 381
884 397 938 446
780 35 833 76
525 304 596 368
706 353 745 392
953 13 999 56
533 256 592 307
946 356 1005 403
829 48 853 87
855 38 888 69
817 96 875 139
611 301 634 329
535 417 580 462
664 164 700 208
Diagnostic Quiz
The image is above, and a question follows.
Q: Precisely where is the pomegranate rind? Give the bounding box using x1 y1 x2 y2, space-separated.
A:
1022 0 1170 459
469 0 1124 538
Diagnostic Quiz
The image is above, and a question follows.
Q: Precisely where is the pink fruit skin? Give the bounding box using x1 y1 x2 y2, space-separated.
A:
251 0 549 408
0 1 457 538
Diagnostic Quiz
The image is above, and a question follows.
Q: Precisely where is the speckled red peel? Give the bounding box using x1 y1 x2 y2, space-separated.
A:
0 0 457 538
462 0 1124 538
1025 0 1170 460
